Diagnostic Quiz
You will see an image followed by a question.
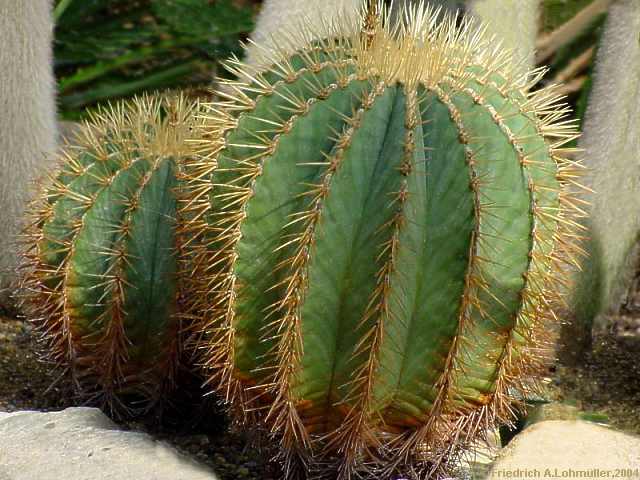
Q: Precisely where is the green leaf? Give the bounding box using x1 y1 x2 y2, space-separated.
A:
54 0 253 118
151 0 253 37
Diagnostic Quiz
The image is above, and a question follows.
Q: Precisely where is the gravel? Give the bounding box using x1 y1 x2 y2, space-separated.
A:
2 285 640 478
0 315 282 480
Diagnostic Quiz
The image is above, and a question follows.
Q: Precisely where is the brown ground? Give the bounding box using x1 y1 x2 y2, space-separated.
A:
0 314 282 480
1 284 639 477
553 326 640 434
552 280 640 435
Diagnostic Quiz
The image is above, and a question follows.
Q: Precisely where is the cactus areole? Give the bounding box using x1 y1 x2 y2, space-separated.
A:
21 97 198 412
186 2 584 478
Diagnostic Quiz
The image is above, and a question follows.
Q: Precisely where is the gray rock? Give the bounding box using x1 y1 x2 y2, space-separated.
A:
458 428 500 480
488 420 640 480
0 407 218 480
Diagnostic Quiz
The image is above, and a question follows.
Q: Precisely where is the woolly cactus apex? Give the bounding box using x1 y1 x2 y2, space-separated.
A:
184 2 584 477
570 0 640 352
243 0 362 70
467 0 539 77
0 0 57 308
19 95 200 413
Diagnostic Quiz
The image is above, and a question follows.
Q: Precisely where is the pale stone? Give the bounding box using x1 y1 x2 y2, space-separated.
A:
488 421 640 480
0 407 218 480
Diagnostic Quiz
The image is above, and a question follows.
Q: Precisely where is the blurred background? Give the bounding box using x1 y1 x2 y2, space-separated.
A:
54 0 259 119
54 0 604 135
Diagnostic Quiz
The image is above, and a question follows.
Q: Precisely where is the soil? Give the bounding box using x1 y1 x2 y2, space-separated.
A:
0 313 282 480
553 328 640 434
1 283 639 478
551 283 640 435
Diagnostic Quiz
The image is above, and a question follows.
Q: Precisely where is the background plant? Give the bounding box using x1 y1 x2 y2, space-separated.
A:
54 0 256 119
570 0 640 359
0 0 57 309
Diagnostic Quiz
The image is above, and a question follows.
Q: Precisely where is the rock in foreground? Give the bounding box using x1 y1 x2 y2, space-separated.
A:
489 420 640 479
0 407 218 480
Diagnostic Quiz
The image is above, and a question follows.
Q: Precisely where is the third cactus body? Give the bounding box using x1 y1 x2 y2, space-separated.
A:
184 3 584 478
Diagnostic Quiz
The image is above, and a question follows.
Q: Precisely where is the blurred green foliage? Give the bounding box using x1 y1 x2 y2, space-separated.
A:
54 0 601 123
54 0 256 119
541 0 595 31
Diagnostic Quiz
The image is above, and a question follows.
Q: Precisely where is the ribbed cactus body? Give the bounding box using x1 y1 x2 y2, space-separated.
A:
185 4 583 477
22 97 198 411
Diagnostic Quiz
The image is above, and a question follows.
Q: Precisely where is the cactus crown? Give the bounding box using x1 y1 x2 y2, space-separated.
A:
181 1 586 477
20 96 198 412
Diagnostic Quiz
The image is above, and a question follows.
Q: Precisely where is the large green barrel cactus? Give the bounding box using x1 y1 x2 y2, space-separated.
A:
184 3 584 478
20 95 200 413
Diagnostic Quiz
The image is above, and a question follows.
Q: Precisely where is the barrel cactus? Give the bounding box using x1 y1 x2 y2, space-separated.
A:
19 95 201 413
183 2 585 478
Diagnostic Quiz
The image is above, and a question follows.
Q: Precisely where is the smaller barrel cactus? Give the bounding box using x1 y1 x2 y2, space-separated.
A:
19 95 201 413
182 2 586 478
